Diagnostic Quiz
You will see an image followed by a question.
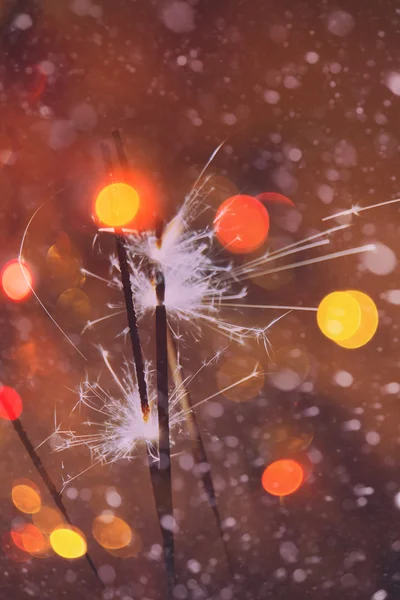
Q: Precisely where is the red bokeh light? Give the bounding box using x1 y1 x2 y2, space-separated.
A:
214 195 270 254
0 386 23 421
257 192 295 207
1 259 33 302
11 524 44 554
261 459 304 497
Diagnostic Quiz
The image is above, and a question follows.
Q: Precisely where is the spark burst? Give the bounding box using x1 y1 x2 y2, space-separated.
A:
85 149 375 349
52 346 259 475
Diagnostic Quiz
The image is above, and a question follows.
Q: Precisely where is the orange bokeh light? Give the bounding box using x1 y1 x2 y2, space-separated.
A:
0 386 23 420
262 459 304 497
12 484 41 514
92 514 132 550
33 506 64 534
94 182 140 228
214 195 270 254
1 260 33 301
11 524 45 555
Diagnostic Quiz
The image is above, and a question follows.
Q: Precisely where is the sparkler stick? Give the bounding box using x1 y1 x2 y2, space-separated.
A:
104 133 175 596
151 262 175 596
100 141 150 421
1 398 102 586
166 328 234 575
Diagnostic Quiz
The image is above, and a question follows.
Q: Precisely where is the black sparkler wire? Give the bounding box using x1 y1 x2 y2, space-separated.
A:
100 140 150 421
153 248 175 597
3 404 102 587
166 329 234 576
104 133 175 596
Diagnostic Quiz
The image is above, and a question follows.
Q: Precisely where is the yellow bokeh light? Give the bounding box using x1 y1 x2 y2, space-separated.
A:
50 527 87 559
317 291 361 342
95 182 140 228
336 290 378 349
12 484 41 514
92 514 132 550
33 506 65 534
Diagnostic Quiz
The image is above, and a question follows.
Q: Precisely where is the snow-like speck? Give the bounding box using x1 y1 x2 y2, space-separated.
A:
70 102 98 132
371 590 388 600
279 541 298 563
177 55 187 66
366 431 380 446
383 290 400 305
317 184 334 204
264 90 280 104
326 10 355 37
173 584 188 599
187 559 201 574
222 113 237 126
205 402 224 418
343 419 361 432
307 448 323 464
305 51 319 64
179 454 195 471
105 488 122 508
303 406 320 417
38 60 55 76
71 0 92 16
48 120 76 151
66 487 78 500
382 382 400 394
220 587 234 600
333 139 358 167
385 72 400 96
284 75 300 89
394 493 400 510
65 570 77 584
14 14 33 30
363 242 397 275
98 565 116 585
293 569 307 583
287 148 302 162
269 368 302 391
162 2 195 34
334 370 353 388
160 515 179 532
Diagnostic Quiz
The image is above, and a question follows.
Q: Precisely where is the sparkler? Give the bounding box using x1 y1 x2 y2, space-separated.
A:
1 395 102 587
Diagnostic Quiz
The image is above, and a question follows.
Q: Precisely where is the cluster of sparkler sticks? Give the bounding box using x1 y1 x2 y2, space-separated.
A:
8 130 400 597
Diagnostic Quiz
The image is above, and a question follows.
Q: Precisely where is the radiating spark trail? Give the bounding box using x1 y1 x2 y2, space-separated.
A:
322 197 400 221
18 190 87 360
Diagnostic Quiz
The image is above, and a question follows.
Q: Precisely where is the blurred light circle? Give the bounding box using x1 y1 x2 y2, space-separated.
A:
1 260 33 301
92 514 132 550
12 484 41 514
50 527 87 559
47 235 84 292
268 346 310 392
95 182 140 228
362 242 396 275
214 195 270 254
11 524 45 555
216 355 264 402
317 291 361 341
262 459 304 496
105 529 142 558
56 288 91 325
0 386 23 421
33 506 64 534
257 192 295 207
336 291 378 349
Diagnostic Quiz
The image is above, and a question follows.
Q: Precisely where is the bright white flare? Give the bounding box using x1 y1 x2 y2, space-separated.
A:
52 347 261 473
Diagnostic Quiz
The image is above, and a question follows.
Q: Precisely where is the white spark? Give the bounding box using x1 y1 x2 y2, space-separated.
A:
52 347 260 474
